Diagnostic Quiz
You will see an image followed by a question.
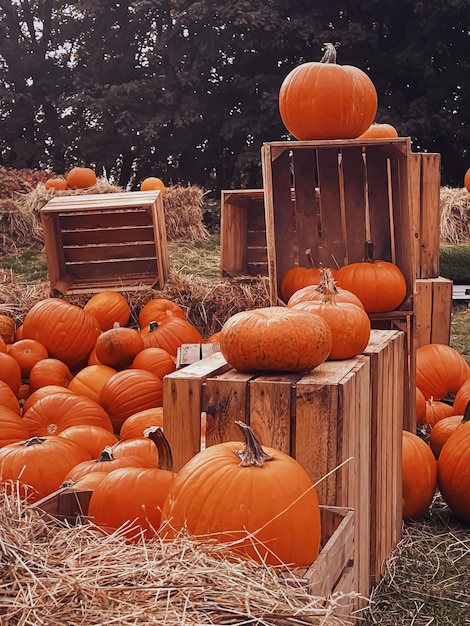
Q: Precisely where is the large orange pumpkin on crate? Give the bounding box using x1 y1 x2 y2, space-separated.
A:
279 43 377 140
160 421 321 567
219 306 332 372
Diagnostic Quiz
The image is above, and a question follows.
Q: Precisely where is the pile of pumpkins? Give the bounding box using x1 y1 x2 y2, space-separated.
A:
403 343 470 524
0 292 323 569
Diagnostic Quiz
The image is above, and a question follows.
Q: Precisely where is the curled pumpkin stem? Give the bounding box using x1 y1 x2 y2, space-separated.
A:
317 268 338 304
144 426 174 472
321 42 337 64
233 420 273 467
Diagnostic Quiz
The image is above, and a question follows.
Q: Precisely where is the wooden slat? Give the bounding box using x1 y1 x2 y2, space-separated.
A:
419 154 441 278
61 226 155 246
43 191 160 211
415 277 453 347
63 242 157 263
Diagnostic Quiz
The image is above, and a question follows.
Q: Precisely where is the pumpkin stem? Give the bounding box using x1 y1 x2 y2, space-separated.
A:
320 42 337 64
148 320 159 332
316 268 338 303
96 446 116 462
21 437 47 447
233 420 273 467
363 240 375 263
144 426 174 472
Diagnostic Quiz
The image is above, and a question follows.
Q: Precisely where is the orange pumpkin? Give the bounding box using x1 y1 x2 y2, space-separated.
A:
336 241 407 313
287 281 364 309
58 424 118 459
438 419 470 523
219 306 332 372
429 402 470 459
0 406 30 447
160 421 321 567
0 353 21 395
84 290 131 331
28 358 73 393
67 364 117 403
279 43 377 141
119 407 164 441
454 378 470 415
140 318 203 357
0 380 21 415
424 398 455 428
22 298 101 371
45 178 68 191
415 387 427 424
140 177 167 193
130 347 176 379
98 368 163 434
357 123 399 139
66 166 97 188
0 436 91 502
22 391 114 437
416 344 469 400
464 168 470 193
0 314 15 343
21 384 74 416
402 430 437 520
7 339 49 380
94 325 144 369
63 446 144 483
138 298 185 328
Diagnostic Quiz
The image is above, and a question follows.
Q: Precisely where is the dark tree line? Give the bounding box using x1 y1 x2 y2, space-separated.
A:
0 0 469 196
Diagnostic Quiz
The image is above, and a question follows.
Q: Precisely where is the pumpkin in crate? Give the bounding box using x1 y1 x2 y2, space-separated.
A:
84 290 131 331
336 241 407 313
402 430 437 520
279 42 377 141
438 418 470 523
416 343 469 401
219 306 332 372
22 298 101 372
88 428 175 541
160 421 321 567
0 436 91 502
291 269 370 360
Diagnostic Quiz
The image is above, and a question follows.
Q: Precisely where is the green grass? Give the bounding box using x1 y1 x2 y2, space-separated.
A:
1 247 48 283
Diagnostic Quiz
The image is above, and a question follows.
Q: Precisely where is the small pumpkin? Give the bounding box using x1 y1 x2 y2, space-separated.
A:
0 353 22 395
138 298 185 328
67 364 117 403
7 339 49 380
357 123 399 140
140 177 167 194
45 178 68 191
416 387 427 424
28 358 73 393
336 241 407 313
453 378 470 415
130 347 176 380
278 43 377 141
63 446 145 483
402 430 437 520
160 421 321 567
423 398 455 428
219 306 332 372
0 380 21 415
119 407 164 441
429 401 470 459
0 406 30 447
66 166 97 189
0 314 16 343
84 290 131 331
464 168 470 193
140 318 203 357
58 424 118 459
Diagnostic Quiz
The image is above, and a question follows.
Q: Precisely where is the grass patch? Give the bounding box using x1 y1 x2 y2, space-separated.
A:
0 247 47 283
450 303 470 364
440 244 470 283
168 234 220 282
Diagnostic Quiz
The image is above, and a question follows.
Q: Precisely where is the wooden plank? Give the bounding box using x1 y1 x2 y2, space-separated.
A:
414 279 433 347
249 373 300 453
341 147 368 263
58 209 153 230
419 154 441 278
220 190 249 275
163 353 231 471
409 153 423 279
291 149 320 267
366 145 394 263
61 227 155 246
415 277 453 347
63 242 157 263
42 191 160 211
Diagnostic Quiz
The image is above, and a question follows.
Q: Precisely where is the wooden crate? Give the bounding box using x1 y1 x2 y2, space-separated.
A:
220 189 268 277
261 138 415 307
31 490 358 622
415 277 453 348
363 330 404 584
40 191 169 295
164 351 372 599
409 153 441 279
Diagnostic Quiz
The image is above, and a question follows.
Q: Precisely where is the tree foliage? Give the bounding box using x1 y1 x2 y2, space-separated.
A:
0 0 469 193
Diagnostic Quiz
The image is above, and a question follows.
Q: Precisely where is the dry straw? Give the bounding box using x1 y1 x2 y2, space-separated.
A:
0 488 354 626
439 186 470 244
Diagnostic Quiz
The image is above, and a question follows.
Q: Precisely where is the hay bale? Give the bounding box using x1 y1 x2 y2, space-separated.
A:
440 186 470 244
163 183 210 241
440 244 470 283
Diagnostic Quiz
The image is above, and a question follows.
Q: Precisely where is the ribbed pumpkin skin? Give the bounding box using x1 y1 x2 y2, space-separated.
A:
140 318 203 357
119 407 164 440
68 364 117 403
0 381 21 415
22 391 114 436
287 284 364 309
99 369 163 433
279 267 322 302
453 379 470 415
438 421 470 523
430 415 465 459
357 123 398 139
402 430 437 520
0 407 30 447
138 298 185 328
416 344 469 400
160 440 321 567
94 326 144 369
219 307 332 372
84 290 131 331
336 260 407 313
58 424 118 459
0 353 21 395
66 167 96 188
0 436 91 502
22 299 101 371
279 59 377 140
28 358 73 393
130 347 176 379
